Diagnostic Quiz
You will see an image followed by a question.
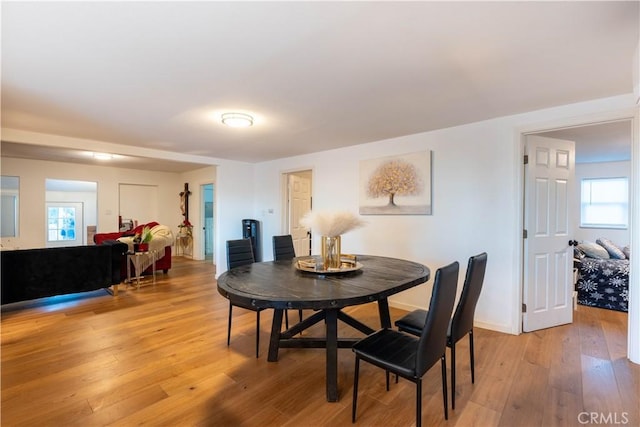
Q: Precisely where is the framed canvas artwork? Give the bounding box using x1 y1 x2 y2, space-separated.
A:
359 150 432 215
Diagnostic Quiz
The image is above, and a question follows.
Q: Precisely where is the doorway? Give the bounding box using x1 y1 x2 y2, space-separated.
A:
283 170 312 256
46 202 84 248
201 183 214 262
521 119 634 332
45 179 97 247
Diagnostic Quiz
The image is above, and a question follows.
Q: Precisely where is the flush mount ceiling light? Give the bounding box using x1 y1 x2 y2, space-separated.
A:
221 112 254 128
92 152 113 160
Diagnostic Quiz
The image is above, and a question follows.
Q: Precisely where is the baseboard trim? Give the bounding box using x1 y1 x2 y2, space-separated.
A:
389 300 517 335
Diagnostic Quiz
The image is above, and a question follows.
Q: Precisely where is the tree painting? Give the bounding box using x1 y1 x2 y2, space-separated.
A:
366 159 423 206
360 151 432 215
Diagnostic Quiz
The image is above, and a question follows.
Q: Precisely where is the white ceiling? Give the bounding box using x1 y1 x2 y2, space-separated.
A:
1 1 638 169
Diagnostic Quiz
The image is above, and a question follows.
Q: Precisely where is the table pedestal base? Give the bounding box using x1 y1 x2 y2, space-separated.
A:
267 298 391 402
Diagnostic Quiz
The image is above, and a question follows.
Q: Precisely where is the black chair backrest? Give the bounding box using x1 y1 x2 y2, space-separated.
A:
416 261 459 376
449 252 487 343
273 235 296 261
227 239 255 270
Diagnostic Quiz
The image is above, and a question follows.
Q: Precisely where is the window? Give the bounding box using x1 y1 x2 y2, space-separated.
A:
1 176 19 237
47 206 77 241
580 177 628 229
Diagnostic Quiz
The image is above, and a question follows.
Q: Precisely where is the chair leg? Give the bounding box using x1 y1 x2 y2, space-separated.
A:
441 355 448 420
451 341 456 410
470 329 475 383
352 357 360 423
227 303 233 346
255 310 260 358
416 378 422 427
386 370 390 391
285 310 289 330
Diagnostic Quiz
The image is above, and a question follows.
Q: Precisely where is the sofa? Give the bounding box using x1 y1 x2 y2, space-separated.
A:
94 221 174 279
1 241 128 305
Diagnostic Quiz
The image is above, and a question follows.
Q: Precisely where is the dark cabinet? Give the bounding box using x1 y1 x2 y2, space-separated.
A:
242 219 261 262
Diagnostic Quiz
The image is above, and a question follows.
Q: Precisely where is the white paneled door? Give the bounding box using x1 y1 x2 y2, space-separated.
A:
523 135 575 332
288 173 312 256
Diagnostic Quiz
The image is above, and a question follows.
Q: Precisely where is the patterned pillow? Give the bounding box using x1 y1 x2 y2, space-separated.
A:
596 238 626 260
577 241 609 259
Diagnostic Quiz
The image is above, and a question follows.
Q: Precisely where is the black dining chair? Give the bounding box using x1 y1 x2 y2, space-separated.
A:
226 238 262 358
272 235 303 326
395 252 487 410
273 234 296 261
352 261 459 426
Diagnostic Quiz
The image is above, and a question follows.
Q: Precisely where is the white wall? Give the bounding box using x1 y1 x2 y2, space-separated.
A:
118 184 159 226
575 161 631 246
254 122 516 334
213 161 256 272
179 162 255 271
252 95 639 338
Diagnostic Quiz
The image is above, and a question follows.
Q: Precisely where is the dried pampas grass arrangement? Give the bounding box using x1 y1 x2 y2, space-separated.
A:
300 210 366 237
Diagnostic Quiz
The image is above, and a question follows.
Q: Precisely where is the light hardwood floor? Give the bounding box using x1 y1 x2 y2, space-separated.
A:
2 257 638 426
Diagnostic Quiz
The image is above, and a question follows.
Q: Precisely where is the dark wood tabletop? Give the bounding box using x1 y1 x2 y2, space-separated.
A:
216 254 430 402
217 254 430 309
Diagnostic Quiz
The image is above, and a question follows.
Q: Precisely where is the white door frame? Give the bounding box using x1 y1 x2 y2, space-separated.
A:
514 107 639 364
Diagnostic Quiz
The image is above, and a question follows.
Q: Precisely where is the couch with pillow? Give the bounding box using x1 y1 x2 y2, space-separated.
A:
574 238 629 312
94 221 175 278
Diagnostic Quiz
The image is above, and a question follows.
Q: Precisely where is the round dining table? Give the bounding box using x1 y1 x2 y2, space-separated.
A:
216 254 430 402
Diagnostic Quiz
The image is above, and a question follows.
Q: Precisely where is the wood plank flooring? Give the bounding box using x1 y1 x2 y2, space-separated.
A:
2 257 638 426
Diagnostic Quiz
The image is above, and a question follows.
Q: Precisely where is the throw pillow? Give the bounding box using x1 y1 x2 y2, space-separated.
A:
577 241 610 259
596 238 626 260
622 246 631 259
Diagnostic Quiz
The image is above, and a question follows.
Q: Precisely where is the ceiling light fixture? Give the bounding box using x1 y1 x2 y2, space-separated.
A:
221 112 254 128
92 152 113 160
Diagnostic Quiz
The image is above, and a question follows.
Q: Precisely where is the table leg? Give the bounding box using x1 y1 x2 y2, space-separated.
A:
268 309 284 362
135 256 141 289
151 251 156 286
127 255 132 285
377 297 391 328
325 308 339 402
